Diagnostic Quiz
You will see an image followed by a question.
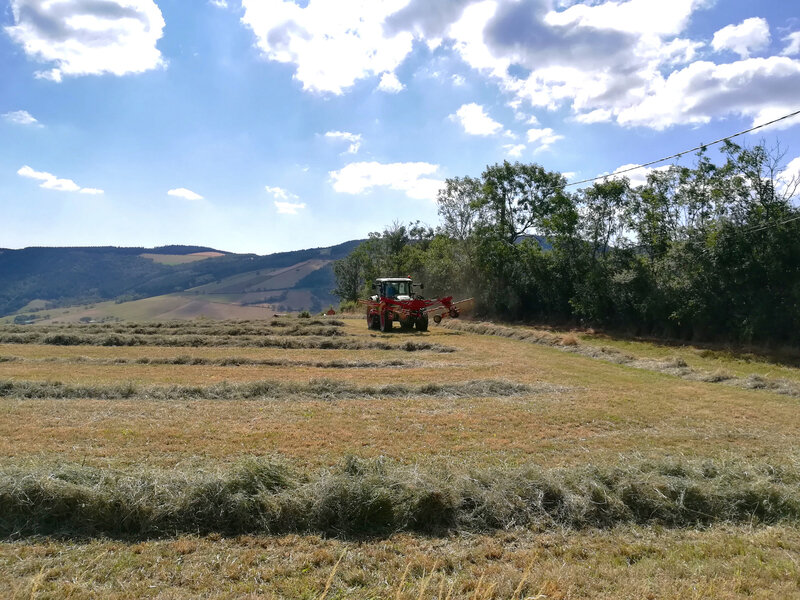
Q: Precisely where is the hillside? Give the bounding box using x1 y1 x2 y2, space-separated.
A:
0 241 360 321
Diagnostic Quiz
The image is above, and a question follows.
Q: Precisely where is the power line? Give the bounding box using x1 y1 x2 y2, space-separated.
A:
621 213 800 256
735 213 800 235
564 108 800 189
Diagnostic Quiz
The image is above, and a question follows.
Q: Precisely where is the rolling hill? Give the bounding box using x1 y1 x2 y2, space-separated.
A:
0 241 361 322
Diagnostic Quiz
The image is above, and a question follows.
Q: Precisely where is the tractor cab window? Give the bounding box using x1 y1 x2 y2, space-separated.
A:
382 281 410 298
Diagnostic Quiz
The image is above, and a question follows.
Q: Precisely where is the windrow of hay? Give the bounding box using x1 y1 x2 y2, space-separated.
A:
443 321 800 398
0 327 346 343
1 456 798 538
0 378 533 401
0 355 430 369
0 319 344 334
0 333 454 352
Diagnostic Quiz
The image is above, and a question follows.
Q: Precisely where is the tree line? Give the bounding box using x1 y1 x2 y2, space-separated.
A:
333 140 800 345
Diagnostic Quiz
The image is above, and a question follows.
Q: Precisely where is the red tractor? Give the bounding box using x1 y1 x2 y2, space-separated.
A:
363 277 466 332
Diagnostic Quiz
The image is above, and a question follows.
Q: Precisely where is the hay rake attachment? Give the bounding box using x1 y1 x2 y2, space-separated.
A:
361 277 472 332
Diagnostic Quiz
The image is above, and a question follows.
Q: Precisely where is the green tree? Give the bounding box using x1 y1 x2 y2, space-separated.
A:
480 161 567 243
436 176 484 240
331 248 367 303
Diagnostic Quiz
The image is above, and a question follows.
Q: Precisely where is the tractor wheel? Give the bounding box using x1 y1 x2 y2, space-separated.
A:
400 317 414 331
416 314 429 332
368 313 379 330
380 310 393 332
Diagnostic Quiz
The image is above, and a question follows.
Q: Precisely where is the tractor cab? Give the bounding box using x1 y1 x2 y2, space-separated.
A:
371 277 418 301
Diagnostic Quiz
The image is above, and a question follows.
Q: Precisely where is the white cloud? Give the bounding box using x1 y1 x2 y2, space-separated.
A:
265 185 299 200
712 18 770 59
545 0 703 37
378 71 405 92
17 165 87 192
18 166 51 181
526 127 563 151
2 110 40 126
383 0 477 40
266 186 305 212
168 188 203 201
747 106 800 132
608 163 671 188
503 144 525 157
233 0 795 132
450 102 503 136
6 0 165 81
330 161 444 200
615 57 800 130
779 156 800 198
783 32 800 57
209 0 228 8
240 0 413 94
274 200 307 214
448 1 511 80
405 0 792 132
325 131 362 154
574 108 612 124
17 165 102 194
451 74 466 86
439 0 709 128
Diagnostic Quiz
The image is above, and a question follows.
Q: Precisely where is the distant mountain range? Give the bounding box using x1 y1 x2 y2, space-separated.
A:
0 241 362 322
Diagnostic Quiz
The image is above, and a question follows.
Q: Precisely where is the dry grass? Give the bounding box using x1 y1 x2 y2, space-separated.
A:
560 334 579 346
0 321 798 469
1 317 800 595
2 526 799 599
573 331 800 382
444 321 800 397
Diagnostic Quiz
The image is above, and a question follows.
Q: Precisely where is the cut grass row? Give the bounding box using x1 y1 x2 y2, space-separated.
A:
0 378 532 401
0 332 454 351
2 456 798 539
0 355 432 369
0 319 345 333
444 320 800 397
0 326 346 341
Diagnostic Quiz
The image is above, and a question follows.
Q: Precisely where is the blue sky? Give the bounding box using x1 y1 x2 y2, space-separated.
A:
2 0 800 254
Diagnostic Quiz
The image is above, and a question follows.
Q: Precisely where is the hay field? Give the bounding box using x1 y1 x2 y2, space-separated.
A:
1 316 799 598
140 253 223 265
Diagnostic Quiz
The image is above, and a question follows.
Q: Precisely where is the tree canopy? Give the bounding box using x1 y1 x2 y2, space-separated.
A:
333 142 800 345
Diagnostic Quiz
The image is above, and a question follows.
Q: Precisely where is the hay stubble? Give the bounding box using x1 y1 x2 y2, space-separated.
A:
1 316 799 598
